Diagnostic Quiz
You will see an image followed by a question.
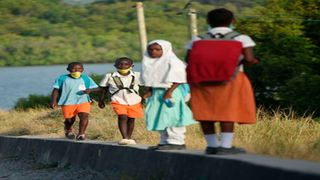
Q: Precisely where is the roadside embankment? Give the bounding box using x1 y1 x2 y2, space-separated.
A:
0 135 319 180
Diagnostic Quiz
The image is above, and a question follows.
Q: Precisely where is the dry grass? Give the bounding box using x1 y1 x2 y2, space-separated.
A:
0 105 319 162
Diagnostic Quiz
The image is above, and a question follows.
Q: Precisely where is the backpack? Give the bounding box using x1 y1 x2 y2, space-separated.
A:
110 72 138 97
186 31 243 84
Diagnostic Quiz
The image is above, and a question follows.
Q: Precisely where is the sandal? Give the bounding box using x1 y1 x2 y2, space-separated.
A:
64 129 75 139
76 134 85 140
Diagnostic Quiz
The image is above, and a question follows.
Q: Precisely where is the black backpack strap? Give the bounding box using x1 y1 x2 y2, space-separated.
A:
200 31 241 40
223 31 241 40
110 73 137 97
129 75 138 94
199 32 224 39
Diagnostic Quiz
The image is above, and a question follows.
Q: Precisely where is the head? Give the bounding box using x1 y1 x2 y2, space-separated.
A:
147 43 163 58
207 8 235 28
114 57 134 75
67 62 84 78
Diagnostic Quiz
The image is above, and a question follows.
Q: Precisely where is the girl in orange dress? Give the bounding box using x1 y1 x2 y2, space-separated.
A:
186 8 259 154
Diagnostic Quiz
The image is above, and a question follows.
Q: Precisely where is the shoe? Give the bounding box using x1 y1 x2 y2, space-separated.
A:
127 139 136 145
156 144 186 150
118 139 130 145
209 147 246 155
217 147 246 155
205 147 219 154
65 130 75 139
76 134 85 140
148 144 165 150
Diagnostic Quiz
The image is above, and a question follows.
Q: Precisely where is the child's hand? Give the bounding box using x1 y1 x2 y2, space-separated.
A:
98 101 105 109
83 89 91 94
163 91 172 100
142 91 152 100
50 101 57 109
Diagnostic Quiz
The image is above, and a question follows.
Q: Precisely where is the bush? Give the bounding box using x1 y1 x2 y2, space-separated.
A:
14 94 51 110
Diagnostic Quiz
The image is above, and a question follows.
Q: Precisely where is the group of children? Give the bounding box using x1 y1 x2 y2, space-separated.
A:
50 8 258 155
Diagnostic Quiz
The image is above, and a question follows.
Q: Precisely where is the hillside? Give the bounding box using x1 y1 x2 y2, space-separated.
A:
0 0 319 117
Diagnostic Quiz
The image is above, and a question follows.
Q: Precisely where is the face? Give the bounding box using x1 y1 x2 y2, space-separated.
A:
147 43 163 58
67 64 84 73
114 60 133 70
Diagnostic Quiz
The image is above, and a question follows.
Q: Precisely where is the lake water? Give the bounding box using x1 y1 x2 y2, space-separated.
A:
0 63 141 110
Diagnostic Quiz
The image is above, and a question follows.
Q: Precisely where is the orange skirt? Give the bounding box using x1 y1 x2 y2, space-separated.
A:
190 72 256 124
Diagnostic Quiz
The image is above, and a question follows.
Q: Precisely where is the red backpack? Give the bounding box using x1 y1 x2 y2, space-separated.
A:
186 31 242 84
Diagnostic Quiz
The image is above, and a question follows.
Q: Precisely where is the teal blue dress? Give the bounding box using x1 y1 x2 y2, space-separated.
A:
145 87 197 131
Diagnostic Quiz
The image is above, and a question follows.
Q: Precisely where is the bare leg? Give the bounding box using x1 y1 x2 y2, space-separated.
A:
220 122 234 132
118 115 129 139
64 116 76 131
127 117 135 139
200 121 216 134
78 112 89 135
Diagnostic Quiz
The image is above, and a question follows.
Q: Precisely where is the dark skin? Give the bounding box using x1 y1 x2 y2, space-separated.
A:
98 59 136 139
186 19 259 134
50 64 89 136
143 43 180 101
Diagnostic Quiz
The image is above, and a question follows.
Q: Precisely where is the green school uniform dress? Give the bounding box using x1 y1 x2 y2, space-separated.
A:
145 87 196 131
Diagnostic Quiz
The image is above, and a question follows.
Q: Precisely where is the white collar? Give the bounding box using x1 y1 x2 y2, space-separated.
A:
208 27 232 35
112 71 134 77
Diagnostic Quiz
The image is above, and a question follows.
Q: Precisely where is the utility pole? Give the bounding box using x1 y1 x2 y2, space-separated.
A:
136 2 147 58
188 8 198 39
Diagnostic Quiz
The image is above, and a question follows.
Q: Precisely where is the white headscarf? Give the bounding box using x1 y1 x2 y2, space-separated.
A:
141 40 187 88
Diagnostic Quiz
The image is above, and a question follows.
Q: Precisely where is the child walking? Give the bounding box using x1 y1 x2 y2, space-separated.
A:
186 8 259 154
141 40 197 150
98 57 144 145
50 62 98 140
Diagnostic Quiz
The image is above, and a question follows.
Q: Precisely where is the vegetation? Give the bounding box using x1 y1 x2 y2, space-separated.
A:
1 0 319 116
0 106 319 162
1 0 319 162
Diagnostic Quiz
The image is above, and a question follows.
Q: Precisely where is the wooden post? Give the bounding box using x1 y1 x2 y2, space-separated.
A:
136 2 147 58
188 8 198 39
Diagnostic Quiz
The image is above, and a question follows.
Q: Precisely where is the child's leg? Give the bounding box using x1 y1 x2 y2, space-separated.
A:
78 112 89 136
220 122 234 148
127 117 135 139
64 116 76 131
118 115 129 139
200 121 220 148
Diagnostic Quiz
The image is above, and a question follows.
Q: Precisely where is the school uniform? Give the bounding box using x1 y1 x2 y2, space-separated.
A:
52 74 98 118
188 27 256 123
141 40 197 145
99 71 143 118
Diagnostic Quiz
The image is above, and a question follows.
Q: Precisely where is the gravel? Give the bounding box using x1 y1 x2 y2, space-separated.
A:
0 157 108 180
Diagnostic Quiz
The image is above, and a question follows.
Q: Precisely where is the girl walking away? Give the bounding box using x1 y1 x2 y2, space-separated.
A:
141 40 197 150
99 57 144 145
186 8 259 155
50 62 99 140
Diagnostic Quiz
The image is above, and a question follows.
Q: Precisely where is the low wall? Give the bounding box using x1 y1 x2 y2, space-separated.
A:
0 135 319 180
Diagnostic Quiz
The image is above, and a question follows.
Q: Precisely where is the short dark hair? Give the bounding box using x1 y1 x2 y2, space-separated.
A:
114 57 133 66
67 62 83 70
207 8 234 27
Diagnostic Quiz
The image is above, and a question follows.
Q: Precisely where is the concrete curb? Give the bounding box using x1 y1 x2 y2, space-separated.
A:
0 135 320 180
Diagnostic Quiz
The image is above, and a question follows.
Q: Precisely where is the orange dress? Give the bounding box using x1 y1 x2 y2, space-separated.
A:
190 72 256 124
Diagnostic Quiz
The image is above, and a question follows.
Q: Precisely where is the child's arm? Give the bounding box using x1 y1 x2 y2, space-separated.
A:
50 88 59 109
142 87 152 100
243 47 259 66
98 87 108 109
163 83 180 100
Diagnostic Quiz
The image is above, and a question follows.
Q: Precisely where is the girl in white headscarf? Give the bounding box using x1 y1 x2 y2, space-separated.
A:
141 40 197 150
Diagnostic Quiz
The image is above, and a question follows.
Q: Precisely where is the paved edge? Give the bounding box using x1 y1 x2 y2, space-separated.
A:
0 135 319 180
